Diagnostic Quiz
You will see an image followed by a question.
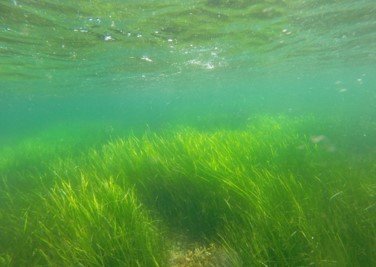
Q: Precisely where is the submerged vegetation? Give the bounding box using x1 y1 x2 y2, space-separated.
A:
1 1 375 266
0 115 375 266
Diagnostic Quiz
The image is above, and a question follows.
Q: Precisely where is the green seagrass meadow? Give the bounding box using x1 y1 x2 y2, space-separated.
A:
0 115 375 266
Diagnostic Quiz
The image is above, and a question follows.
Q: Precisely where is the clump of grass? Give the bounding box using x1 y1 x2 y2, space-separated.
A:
0 115 375 266
0 254 12 267
1 175 167 266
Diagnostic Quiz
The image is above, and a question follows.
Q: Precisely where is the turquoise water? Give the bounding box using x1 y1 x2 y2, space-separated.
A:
1 0 375 135
1 1 376 266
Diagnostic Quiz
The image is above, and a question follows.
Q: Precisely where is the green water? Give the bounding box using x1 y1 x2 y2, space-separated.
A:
1 1 375 266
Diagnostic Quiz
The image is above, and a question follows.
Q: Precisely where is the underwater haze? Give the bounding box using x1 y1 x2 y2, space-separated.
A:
1 1 375 266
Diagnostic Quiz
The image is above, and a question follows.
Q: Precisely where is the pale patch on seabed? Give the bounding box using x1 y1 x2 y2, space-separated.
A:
169 242 235 267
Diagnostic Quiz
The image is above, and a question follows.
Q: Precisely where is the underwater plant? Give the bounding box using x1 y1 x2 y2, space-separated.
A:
0 115 375 266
